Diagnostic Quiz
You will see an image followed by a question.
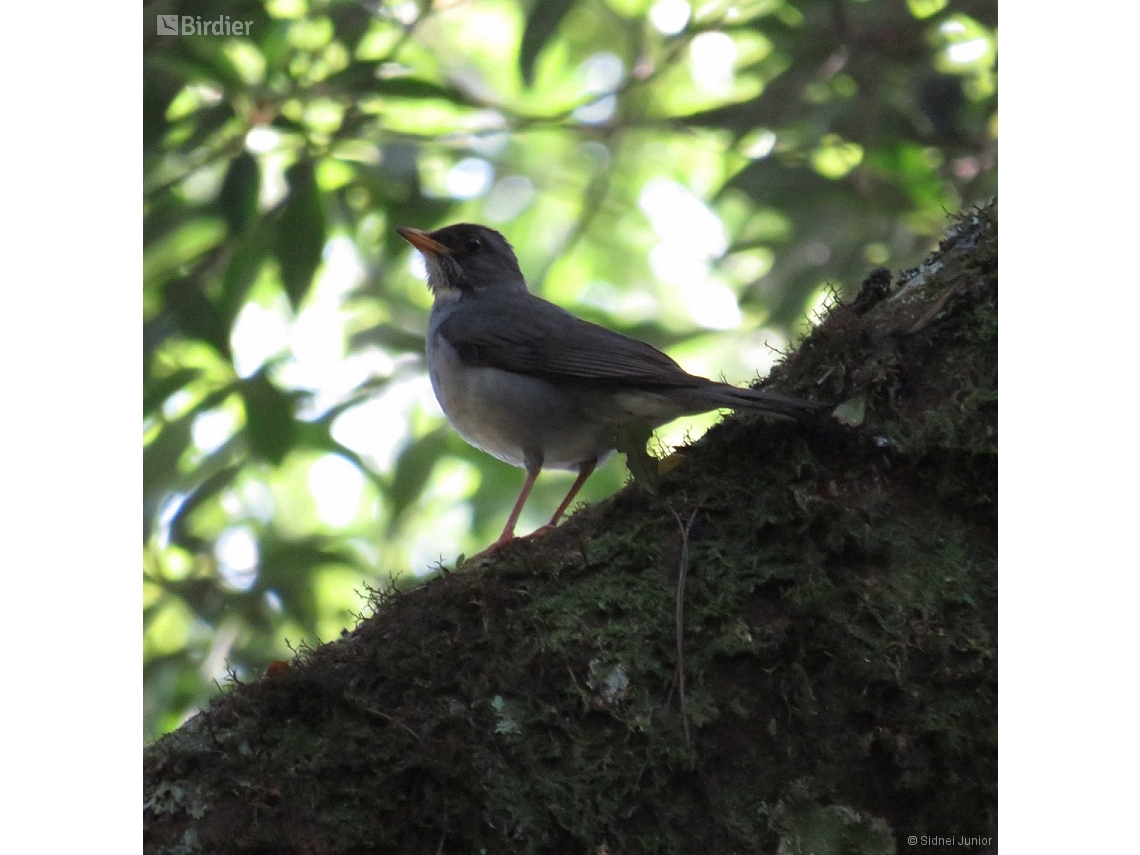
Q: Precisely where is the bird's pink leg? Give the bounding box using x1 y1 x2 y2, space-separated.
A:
481 465 540 553
546 459 596 528
524 460 598 541
476 459 596 556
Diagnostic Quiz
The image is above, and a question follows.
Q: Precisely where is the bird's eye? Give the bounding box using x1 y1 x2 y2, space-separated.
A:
464 236 482 253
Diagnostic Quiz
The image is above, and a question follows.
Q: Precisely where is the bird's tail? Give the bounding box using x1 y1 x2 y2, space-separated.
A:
679 382 832 421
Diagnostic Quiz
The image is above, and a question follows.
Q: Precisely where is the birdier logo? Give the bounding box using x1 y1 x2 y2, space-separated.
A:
157 15 253 36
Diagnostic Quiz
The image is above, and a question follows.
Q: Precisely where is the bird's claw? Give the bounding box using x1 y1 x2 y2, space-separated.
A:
469 523 560 561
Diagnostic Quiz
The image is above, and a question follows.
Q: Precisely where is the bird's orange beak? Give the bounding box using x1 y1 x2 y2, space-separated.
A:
396 227 451 256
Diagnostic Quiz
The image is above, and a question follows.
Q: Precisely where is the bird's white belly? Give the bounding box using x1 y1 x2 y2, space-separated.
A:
427 335 615 471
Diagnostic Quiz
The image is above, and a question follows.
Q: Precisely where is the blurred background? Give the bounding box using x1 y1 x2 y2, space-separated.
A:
143 0 996 741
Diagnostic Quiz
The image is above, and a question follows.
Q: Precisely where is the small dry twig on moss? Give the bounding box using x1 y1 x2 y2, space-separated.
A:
670 506 700 746
435 800 448 854
348 694 423 743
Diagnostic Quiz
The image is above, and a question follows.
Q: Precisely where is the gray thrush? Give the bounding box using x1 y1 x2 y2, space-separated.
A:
397 223 829 552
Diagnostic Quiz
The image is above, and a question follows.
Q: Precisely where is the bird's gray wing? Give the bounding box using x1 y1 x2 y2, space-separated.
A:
436 292 705 389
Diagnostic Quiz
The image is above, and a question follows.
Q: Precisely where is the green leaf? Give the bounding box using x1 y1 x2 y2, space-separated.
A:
372 77 472 104
221 229 269 325
274 161 326 310
219 152 261 237
163 272 232 359
327 3 374 49
865 142 947 209
322 63 473 105
143 217 227 286
348 323 426 356
256 534 359 630
387 427 452 530
168 465 242 551
239 371 297 465
143 418 195 541
173 37 249 94
519 0 577 86
319 62 386 96
144 368 201 417
725 158 858 212
831 394 867 428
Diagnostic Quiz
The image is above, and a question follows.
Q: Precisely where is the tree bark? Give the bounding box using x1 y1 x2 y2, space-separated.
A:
145 203 998 855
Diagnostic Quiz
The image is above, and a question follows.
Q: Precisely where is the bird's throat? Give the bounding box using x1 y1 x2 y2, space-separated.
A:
424 254 465 298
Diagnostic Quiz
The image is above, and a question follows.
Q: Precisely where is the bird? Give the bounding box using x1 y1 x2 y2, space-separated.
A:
397 223 830 553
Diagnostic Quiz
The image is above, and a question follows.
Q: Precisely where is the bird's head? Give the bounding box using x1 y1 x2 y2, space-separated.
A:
397 223 526 300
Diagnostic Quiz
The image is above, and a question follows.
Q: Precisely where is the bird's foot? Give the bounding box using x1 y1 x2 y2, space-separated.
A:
470 533 516 560
469 524 561 561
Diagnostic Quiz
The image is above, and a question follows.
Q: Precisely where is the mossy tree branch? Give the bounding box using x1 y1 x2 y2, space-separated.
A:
145 203 998 855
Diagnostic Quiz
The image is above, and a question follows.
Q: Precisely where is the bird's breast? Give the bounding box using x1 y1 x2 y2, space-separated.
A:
426 330 618 471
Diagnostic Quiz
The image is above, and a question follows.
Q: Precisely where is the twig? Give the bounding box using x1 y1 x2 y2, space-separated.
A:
349 695 423 743
670 507 700 746
435 798 448 854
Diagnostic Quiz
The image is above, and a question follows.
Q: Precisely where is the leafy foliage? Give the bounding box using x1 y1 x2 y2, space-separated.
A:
143 0 996 740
